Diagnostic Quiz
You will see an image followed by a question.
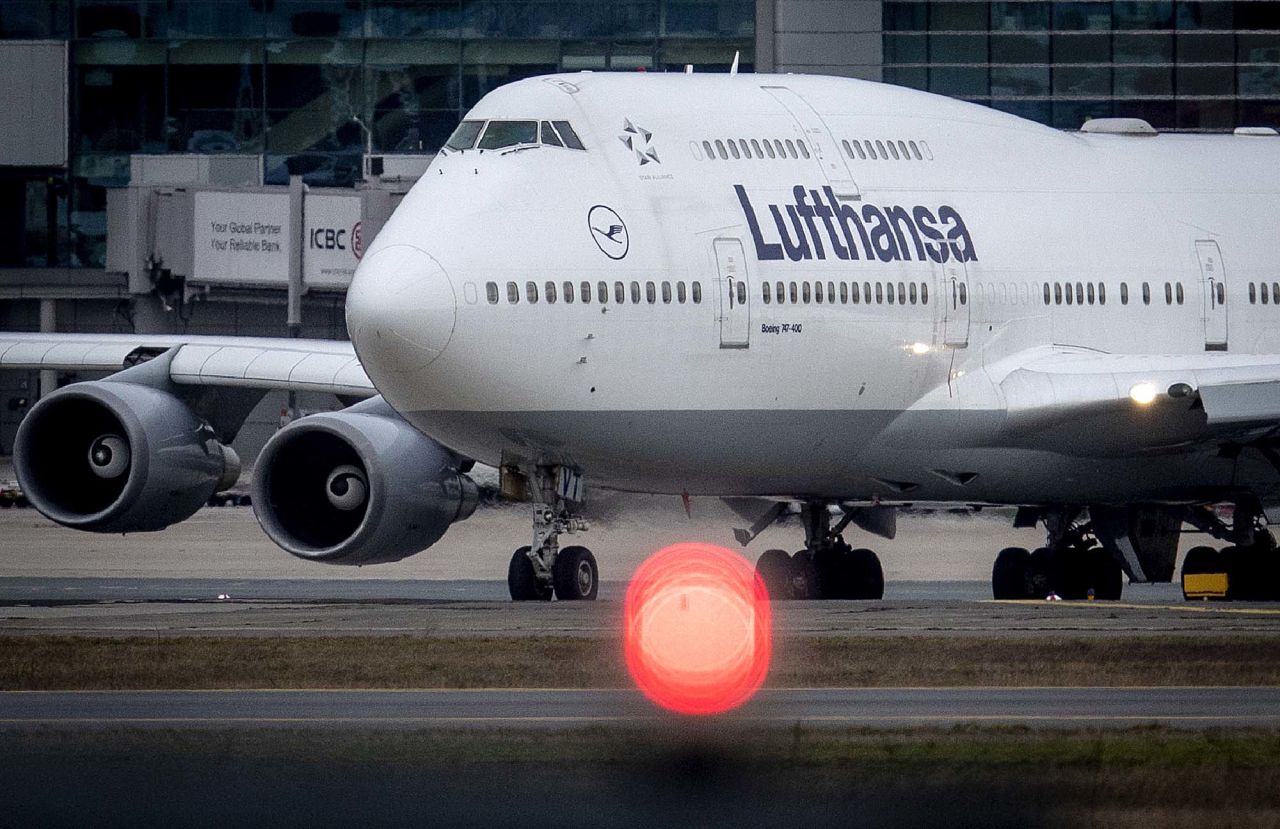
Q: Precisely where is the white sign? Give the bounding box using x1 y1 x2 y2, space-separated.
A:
304 194 364 289
193 192 292 285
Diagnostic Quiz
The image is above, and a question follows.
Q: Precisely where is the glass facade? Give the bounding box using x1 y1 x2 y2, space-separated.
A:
884 1 1280 131
1 1 753 268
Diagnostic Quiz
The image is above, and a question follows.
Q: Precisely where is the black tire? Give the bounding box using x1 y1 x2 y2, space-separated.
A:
812 544 849 600
992 547 1031 599
1181 545 1224 601
789 551 818 600
847 547 884 600
1027 547 1056 598
553 545 599 601
756 549 793 600
508 547 552 601
1089 547 1124 601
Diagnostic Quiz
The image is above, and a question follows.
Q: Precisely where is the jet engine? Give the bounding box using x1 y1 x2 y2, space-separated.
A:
251 402 478 565
14 382 240 533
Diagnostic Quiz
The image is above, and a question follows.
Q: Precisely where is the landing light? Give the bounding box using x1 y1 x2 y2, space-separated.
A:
1129 382 1159 406
908 342 932 356
624 543 771 716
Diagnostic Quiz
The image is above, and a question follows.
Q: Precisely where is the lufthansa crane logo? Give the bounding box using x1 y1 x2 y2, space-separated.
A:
588 205 629 260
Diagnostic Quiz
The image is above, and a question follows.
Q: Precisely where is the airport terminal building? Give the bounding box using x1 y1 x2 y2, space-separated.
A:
3 0 1280 453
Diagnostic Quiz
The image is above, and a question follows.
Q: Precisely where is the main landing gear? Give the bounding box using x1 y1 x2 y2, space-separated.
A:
507 467 598 601
1181 502 1280 601
991 511 1124 601
755 502 884 600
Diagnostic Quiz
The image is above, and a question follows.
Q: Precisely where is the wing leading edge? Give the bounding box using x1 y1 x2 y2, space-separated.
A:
0 333 373 398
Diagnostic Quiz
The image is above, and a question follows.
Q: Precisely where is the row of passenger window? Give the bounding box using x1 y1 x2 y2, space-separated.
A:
763 280 932 307
841 138 933 162
487 280 703 306
1041 281 1193 306
701 137 812 162
1248 282 1280 304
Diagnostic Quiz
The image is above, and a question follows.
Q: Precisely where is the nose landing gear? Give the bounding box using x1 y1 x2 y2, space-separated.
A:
506 466 597 602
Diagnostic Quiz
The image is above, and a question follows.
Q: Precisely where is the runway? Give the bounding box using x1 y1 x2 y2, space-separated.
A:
4 576 1280 637
3 687 1278 729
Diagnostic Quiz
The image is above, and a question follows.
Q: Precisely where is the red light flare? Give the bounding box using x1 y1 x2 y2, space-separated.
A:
624 542 772 715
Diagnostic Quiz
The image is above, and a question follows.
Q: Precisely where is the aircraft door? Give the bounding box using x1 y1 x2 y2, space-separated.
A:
760 86 859 199
1196 240 1227 350
943 262 970 347
714 238 750 349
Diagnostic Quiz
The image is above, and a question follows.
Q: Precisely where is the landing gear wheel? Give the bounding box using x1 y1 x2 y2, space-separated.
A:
756 549 793 600
789 551 818 600
1027 547 1055 598
1088 547 1124 601
992 547 1032 599
552 545 598 601
1181 545 1225 601
846 547 885 600
812 544 851 599
508 546 552 601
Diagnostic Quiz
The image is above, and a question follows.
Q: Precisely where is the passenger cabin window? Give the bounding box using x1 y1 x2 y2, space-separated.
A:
486 282 499 304
507 281 520 303
797 141 811 159
581 281 592 303
479 121 537 150
662 281 673 304
597 281 608 304
526 281 539 303
692 282 702 303
1121 283 1129 304
1142 282 1151 305
445 120 484 151
678 282 687 303
736 281 747 305
545 281 557 304
631 282 641 304
646 282 656 304
615 281 626 304
762 282 772 304
703 140 714 158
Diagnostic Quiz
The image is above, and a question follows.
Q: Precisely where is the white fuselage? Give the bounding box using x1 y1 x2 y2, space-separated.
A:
344 73 1280 506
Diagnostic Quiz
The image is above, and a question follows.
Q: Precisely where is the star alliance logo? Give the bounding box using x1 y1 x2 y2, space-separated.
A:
619 119 659 165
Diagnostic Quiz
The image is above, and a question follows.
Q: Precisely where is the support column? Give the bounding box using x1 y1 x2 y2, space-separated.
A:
286 175 305 419
38 298 56 399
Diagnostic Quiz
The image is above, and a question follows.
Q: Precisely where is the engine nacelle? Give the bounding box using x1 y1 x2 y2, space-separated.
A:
14 382 240 533
252 404 478 565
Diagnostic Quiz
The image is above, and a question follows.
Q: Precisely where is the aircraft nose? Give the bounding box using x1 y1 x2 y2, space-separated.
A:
346 245 456 377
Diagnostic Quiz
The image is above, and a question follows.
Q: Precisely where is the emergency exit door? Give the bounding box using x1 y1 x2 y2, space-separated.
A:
715 238 750 349
1196 240 1227 351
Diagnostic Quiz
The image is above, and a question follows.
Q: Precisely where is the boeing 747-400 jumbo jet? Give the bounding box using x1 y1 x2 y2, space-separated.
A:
4 72 1280 602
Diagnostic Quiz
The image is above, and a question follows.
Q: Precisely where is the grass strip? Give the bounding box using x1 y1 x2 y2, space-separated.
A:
3 634 1280 689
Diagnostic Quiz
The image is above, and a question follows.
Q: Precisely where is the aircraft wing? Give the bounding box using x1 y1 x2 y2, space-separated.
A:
0 332 374 398
984 346 1280 455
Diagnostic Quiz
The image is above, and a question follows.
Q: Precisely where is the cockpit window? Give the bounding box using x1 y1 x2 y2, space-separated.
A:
478 120 538 150
540 121 563 147
552 121 585 150
445 120 484 151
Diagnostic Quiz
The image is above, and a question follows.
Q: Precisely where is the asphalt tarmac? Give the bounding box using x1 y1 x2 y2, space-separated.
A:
4 687 1277 729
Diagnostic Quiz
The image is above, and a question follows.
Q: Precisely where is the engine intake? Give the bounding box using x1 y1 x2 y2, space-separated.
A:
14 382 239 533
252 403 477 565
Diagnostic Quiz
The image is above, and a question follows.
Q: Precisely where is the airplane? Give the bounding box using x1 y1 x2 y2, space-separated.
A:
4 71 1280 604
